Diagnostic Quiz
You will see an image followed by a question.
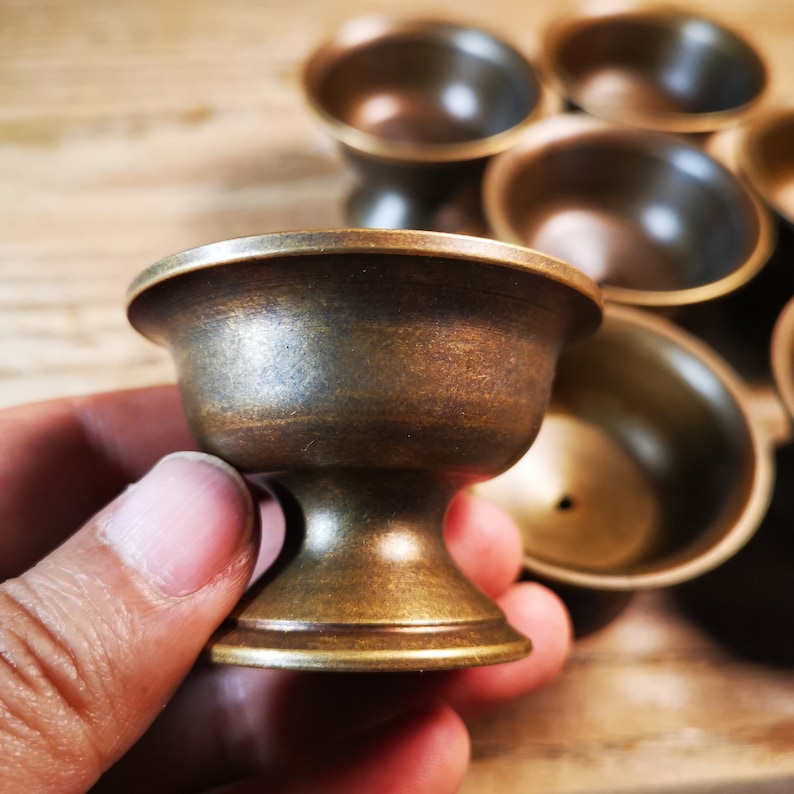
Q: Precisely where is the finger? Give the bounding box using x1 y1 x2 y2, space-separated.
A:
230 702 470 794
0 452 257 791
438 582 573 718
445 492 523 598
250 496 287 583
0 385 194 578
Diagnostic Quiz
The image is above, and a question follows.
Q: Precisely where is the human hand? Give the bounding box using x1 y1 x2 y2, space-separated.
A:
0 386 571 792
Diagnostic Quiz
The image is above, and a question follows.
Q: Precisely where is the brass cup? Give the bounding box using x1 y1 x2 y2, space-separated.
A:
541 6 767 133
127 229 602 671
772 296 794 426
303 17 543 232
738 107 794 228
673 112 794 386
484 113 773 309
474 306 774 597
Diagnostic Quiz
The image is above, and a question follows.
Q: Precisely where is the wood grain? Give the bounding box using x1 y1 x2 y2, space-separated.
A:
1 0 793 790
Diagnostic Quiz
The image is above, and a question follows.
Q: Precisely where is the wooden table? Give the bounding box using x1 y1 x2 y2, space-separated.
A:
1 0 793 790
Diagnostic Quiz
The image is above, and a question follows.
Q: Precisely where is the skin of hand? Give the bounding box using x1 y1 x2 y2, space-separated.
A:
0 385 572 793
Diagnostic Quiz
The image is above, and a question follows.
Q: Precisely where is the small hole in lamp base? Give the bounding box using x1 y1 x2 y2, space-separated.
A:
556 495 575 511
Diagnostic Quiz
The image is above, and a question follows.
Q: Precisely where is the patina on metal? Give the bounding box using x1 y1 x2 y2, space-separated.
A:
541 5 767 133
474 305 774 592
127 229 602 672
303 17 543 232
484 113 773 309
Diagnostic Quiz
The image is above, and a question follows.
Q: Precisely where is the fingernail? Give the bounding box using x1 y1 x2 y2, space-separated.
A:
104 452 255 597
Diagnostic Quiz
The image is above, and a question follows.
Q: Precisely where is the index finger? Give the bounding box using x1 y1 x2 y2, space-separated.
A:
0 384 196 578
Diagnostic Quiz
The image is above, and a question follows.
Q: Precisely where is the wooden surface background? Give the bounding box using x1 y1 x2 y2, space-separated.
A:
1 0 793 791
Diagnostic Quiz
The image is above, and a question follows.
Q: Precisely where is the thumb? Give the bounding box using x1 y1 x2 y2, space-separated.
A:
0 451 257 792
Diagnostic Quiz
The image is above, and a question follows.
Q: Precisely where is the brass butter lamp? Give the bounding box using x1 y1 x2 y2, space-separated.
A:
303 18 545 233
475 305 775 633
541 5 767 134
127 229 602 671
484 114 773 310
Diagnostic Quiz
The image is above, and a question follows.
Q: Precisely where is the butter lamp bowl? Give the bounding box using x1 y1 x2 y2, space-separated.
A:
303 17 543 231
475 306 773 591
484 114 773 308
542 6 767 133
127 229 602 671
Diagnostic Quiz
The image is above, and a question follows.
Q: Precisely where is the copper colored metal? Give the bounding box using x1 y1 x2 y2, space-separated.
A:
541 6 767 133
484 113 773 308
738 107 794 227
772 296 794 426
127 229 602 671
303 18 543 232
474 306 774 591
